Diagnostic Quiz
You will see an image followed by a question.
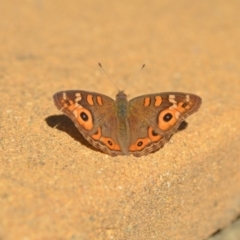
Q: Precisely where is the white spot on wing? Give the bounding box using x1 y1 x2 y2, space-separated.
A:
75 93 82 107
75 93 82 103
169 95 177 104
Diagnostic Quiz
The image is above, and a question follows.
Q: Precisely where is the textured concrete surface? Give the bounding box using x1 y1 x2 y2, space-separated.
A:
209 217 240 240
0 0 240 239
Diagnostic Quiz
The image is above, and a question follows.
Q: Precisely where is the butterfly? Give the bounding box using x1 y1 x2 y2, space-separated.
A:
53 89 202 157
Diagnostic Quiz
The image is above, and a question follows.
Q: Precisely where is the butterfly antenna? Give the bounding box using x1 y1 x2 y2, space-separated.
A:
98 63 119 91
132 63 146 81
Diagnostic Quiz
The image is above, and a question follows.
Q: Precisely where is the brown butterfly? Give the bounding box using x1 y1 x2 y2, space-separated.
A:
53 89 202 157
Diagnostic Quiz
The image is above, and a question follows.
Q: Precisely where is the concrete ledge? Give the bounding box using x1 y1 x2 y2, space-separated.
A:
0 0 240 239
209 217 240 240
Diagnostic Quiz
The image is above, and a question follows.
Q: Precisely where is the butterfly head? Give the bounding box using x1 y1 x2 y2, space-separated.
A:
116 90 127 100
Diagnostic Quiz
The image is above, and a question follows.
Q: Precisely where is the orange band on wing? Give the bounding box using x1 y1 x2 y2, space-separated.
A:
91 127 101 140
154 96 162 107
87 94 94 105
129 138 151 151
144 97 151 106
60 99 77 111
74 108 94 130
100 137 121 150
148 127 162 142
91 128 121 151
97 96 103 106
158 109 178 131
176 101 193 113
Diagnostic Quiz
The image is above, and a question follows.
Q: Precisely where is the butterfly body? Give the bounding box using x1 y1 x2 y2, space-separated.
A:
53 90 201 157
115 91 131 155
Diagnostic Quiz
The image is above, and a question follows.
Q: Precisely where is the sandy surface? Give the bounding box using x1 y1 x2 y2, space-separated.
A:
0 0 240 239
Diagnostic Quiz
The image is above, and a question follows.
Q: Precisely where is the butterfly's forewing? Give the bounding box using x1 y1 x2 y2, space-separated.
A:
128 92 202 157
53 90 123 156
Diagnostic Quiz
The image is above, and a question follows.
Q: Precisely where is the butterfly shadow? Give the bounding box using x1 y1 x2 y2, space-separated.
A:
178 121 188 131
45 115 99 152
